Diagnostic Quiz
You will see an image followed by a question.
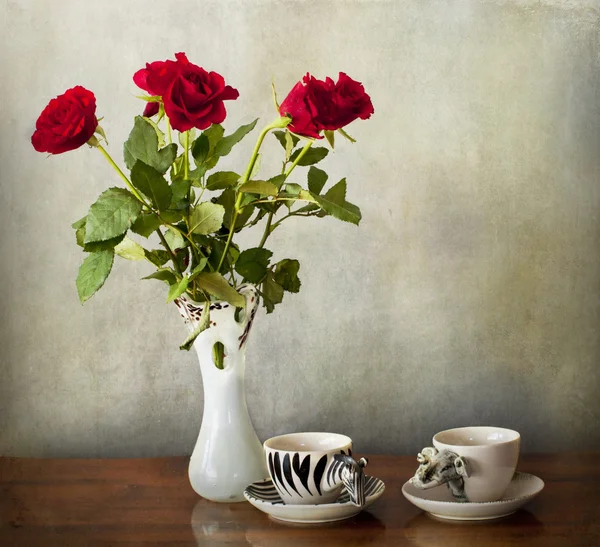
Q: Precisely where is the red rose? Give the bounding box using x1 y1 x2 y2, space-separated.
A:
279 73 374 138
31 86 98 155
327 72 374 128
278 78 323 139
133 52 187 96
163 58 239 132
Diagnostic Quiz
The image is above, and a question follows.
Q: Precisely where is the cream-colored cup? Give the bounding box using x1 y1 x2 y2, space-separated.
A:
412 426 520 503
263 432 368 506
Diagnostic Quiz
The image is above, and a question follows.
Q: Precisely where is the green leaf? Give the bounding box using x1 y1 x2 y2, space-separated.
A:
189 202 225 235
324 130 335 149
206 171 240 191
262 272 284 313
216 189 254 231
235 248 273 283
240 194 256 208
194 234 239 272
170 155 185 181
338 127 356 143
285 132 296 161
84 187 142 244
131 161 172 211
179 302 210 351
307 166 328 194
142 268 177 285
191 134 209 165
214 119 258 158
72 216 86 229
188 258 209 280
239 180 278 196
170 178 191 210
76 250 114 304
200 123 225 169
76 226 86 247
115 237 146 260
204 124 225 149
290 147 329 166
144 249 170 267
284 183 302 196
124 116 177 174
195 272 245 307
161 210 184 223
324 178 346 203
164 226 186 250
269 174 287 191
73 216 87 247
273 259 301 293
295 202 322 214
131 212 162 238
188 166 207 185
144 116 166 148
167 276 189 303
83 234 125 252
273 130 299 150
311 178 361 225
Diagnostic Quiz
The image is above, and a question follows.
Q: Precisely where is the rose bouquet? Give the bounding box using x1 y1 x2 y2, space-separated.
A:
32 53 373 350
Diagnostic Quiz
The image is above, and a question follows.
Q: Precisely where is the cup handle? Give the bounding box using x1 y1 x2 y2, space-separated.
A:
410 447 471 502
327 454 369 507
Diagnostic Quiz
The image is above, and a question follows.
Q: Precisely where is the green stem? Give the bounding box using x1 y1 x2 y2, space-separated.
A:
240 123 277 185
156 228 182 275
285 140 313 178
167 118 173 145
257 212 273 249
184 130 190 181
270 212 297 231
216 117 290 273
255 139 314 250
252 197 308 205
96 145 148 206
217 192 244 273
157 218 214 272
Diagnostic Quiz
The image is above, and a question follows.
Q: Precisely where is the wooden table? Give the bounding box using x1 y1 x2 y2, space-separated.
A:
1 453 598 546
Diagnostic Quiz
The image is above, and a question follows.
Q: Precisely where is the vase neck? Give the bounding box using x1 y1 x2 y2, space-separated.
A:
174 285 260 374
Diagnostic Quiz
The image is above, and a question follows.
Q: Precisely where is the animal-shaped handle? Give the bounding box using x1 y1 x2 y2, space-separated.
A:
327 454 369 507
410 447 471 502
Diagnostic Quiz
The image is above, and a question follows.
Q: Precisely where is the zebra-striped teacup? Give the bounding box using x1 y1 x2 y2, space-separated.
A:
264 432 368 506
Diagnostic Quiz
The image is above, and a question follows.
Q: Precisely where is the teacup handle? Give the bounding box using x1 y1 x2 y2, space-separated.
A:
323 454 369 507
410 446 471 502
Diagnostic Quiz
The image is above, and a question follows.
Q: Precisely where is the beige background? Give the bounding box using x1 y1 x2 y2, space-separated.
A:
1 0 599 457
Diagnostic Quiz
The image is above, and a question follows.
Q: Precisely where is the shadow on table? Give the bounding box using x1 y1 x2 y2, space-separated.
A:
403 510 545 546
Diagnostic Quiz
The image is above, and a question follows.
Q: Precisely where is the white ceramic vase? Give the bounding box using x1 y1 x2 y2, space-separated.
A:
175 285 267 502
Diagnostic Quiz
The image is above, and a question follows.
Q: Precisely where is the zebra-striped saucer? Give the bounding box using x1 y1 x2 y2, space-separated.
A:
244 475 385 524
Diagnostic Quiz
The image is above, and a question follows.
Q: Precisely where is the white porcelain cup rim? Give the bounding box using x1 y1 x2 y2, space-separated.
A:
264 432 352 453
433 426 521 448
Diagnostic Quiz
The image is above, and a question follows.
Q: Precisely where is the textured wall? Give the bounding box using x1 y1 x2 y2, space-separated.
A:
1 0 599 458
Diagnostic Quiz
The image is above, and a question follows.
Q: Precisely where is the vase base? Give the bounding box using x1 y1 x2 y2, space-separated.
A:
196 493 248 503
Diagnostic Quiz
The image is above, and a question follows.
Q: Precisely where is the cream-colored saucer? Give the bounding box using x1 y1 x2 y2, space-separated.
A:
244 475 385 524
402 472 544 521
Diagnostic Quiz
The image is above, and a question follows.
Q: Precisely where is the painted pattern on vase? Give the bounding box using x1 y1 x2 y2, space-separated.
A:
174 284 267 502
